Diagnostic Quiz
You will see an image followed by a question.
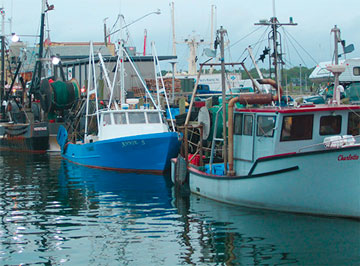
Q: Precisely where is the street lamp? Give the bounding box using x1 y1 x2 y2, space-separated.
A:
104 9 161 42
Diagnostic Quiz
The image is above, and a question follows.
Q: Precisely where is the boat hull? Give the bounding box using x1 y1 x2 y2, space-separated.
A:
172 146 360 218
0 122 49 153
62 132 181 174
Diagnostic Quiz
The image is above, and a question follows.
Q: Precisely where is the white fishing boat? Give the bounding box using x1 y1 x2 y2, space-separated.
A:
171 25 360 219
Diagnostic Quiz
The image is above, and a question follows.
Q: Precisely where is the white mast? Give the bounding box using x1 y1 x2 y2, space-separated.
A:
272 0 276 18
185 34 204 75
171 2 177 74
119 14 125 106
329 25 345 105
209 5 216 74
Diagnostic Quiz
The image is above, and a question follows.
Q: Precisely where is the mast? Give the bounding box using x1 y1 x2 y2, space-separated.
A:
185 35 202 75
29 0 53 99
219 26 227 174
171 2 177 74
330 25 343 105
255 14 296 104
119 14 125 106
209 5 216 74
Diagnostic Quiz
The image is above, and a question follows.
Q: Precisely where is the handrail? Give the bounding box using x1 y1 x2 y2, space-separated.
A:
298 135 360 152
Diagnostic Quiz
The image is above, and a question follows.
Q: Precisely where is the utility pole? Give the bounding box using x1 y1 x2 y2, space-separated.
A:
219 26 227 174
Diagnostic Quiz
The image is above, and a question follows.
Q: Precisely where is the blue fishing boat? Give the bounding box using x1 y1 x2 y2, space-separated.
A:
171 26 360 219
57 43 181 174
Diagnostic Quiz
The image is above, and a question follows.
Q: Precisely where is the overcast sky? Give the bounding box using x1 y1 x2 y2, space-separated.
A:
3 0 360 71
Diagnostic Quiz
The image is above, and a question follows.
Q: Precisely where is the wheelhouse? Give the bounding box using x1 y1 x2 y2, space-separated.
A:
99 109 169 140
233 105 360 175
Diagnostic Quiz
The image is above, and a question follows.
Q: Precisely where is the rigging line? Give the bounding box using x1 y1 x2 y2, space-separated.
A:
281 29 307 67
228 26 264 49
247 30 270 52
235 28 268 63
281 28 292 68
109 15 121 34
225 34 234 63
283 28 318 65
252 27 270 63
235 48 247 63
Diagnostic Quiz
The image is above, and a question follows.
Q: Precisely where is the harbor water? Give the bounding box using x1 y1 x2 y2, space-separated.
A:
0 152 359 265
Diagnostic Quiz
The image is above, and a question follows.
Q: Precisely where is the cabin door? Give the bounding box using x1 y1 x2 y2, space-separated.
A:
238 114 255 161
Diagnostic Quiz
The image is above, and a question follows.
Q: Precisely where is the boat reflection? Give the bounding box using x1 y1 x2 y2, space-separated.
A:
57 159 359 265
58 159 173 213
173 186 360 265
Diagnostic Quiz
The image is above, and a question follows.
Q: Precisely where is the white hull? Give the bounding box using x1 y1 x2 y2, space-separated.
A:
173 146 360 218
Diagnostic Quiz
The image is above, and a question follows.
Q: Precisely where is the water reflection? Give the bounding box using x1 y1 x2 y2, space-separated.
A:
0 152 359 265
173 185 360 265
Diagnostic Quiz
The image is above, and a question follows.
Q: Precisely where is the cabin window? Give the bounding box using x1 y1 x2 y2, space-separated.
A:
319 115 342 135
147 112 161 123
353 67 360 76
128 112 146 124
347 111 360 135
257 116 276 137
234 113 243 135
280 115 313 141
114 113 127 124
243 115 253 136
103 113 112 125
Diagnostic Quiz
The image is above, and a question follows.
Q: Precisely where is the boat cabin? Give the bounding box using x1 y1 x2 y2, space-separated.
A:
233 104 360 175
98 109 169 140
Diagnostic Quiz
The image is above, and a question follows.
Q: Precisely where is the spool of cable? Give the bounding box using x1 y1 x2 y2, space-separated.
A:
40 78 80 112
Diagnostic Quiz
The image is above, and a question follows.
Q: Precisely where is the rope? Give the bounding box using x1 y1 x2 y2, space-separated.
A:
229 26 264 50
282 28 318 66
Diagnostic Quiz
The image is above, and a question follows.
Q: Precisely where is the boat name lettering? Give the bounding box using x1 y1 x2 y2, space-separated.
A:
337 154 359 161
122 140 145 147
34 127 47 131
86 146 94 151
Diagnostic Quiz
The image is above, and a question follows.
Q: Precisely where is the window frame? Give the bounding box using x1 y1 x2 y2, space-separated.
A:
243 114 253 136
353 67 360 76
147 112 161 124
113 112 127 125
234 113 243 135
256 115 276 138
280 114 314 142
347 111 360 136
128 112 146 124
319 115 342 135
102 113 112 125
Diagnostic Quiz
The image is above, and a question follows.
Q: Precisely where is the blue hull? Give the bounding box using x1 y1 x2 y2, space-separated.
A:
62 132 181 174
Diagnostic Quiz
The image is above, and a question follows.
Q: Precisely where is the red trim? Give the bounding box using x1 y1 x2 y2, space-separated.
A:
63 157 164 175
0 147 46 154
258 152 297 160
235 105 360 114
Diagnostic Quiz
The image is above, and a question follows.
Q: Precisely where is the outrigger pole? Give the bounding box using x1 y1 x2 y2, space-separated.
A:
29 0 54 106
